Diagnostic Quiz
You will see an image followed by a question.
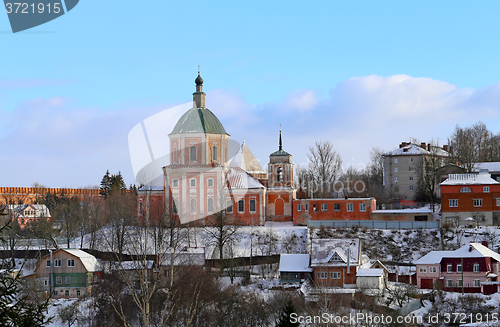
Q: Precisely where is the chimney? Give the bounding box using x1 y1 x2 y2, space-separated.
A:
482 241 489 248
469 245 473 252
401 142 408 148
421 142 426 149
443 145 449 152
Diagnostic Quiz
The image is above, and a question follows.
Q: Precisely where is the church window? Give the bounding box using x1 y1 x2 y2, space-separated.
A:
190 179 196 187
250 199 256 213
238 199 245 213
207 198 214 213
190 146 197 161
190 199 196 214
207 178 214 187
212 146 218 161
277 167 283 182
173 179 179 187
173 199 179 215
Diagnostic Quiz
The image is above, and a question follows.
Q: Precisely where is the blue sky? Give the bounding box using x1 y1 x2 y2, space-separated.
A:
1 1 500 187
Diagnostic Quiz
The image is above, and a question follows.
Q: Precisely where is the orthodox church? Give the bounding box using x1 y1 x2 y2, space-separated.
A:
137 72 295 226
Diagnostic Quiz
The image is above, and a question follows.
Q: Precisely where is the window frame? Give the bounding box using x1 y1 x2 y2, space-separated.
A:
346 203 353 212
474 279 481 287
249 198 256 213
190 178 196 188
297 204 301 211
484 186 490 193
449 199 458 207
207 197 214 213
189 145 197 161
447 264 452 273
330 271 341 279
46 260 51 267
207 178 214 187
457 279 463 287
429 266 437 273
305 204 309 211
419 266 427 273
473 263 480 273
317 272 327 279
446 279 453 287
190 198 196 214
359 203 366 212
212 145 218 162
321 203 328 212
67 259 75 267
460 187 472 193
54 259 62 267
172 179 179 188
238 199 245 213
334 203 340 211
394 167 398 173
65 276 71 284
474 199 483 207
56 277 62 284
457 264 462 273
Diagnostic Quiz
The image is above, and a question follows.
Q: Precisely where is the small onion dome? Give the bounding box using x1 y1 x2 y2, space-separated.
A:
195 73 203 85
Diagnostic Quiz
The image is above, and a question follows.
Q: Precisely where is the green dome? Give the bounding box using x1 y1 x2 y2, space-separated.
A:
169 107 229 135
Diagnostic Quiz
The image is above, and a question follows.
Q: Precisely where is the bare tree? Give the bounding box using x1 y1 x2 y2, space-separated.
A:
305 140 343 198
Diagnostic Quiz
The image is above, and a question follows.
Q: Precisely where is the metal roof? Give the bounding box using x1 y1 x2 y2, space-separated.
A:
227 167 265 189
279 254 312 272
440 171 499 185
229 141 266 174
310 238 360 267
385 144 449 157
169 107 229 135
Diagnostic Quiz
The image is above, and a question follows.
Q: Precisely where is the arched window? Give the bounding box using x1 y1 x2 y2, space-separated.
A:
460 187 472 193
173 146 178 163
212 146 218 162
207 198 214 213
277 167 283 182
190 146 197 161
190 199 197 214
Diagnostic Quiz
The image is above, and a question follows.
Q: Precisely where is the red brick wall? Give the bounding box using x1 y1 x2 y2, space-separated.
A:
441 184 500 213
293 198 375 225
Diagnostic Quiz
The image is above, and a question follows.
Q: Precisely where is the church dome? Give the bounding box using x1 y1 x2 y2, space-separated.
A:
169 107 229 135
195 74 203 85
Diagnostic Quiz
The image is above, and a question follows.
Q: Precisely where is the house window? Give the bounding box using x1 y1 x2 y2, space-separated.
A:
321 204 328 212
419 266 427 273
409 176 413 181
446 279 453 287
250 199 256 213
313 204 317 211
447 265 452 273
460 187 471 193
46 260 51 267
457 264 462 273
360 203 366 212
190 179 196 188
409 166 413 172
172 179 179 188
331 253 343 262
65 290 69 297
212 146 218 161
394 177 398 183
65 276 71 284
334 203 340 211
409 157 413 163
226 200 233 213
394 186 399 192
76 290 81 296
429 266 437 273
474 199 483 207
330 272 341 279
68 260 75 267
394 167 398 173
56 277 62 284
484 186 490 193
190 199 196 214
44 280 48 286
305 204 309 211
394 158 398 163
190 146 197 161
409 185 414 191
297 204 301 211
207 198 214 213
473 264 480 273
497 198 500 207
54 259 61 267
449 199 458 207
238 199 245 213
317 272 327 279
474 279 481 287
457 279 463 287
207 178 214 187
347 203 353 212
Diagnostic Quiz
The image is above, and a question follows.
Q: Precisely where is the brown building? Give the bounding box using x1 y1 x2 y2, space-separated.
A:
0 187 100 205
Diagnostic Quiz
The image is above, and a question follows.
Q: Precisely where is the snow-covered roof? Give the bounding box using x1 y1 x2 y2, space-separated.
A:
4 204 51 218
473 162 500 173
356 268 384 277
279 254 312 272
226 167 265 189
108 260 155 271
229 141 266 174
62 249 102 272
138 175 164 191
159 248 206 266
415 243 500 265
310 239 360 267
385 144 449 157
440 171 499 185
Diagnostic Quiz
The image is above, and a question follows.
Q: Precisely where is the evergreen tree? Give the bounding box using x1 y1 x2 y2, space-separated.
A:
99 170 112 197
0 209 52 326
109 171 126 193
276 300 299 327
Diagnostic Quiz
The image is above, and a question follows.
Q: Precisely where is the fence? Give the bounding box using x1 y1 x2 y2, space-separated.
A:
399 298 421 315
308 220 440 229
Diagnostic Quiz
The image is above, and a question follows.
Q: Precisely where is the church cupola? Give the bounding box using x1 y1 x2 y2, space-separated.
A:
193 70 206 108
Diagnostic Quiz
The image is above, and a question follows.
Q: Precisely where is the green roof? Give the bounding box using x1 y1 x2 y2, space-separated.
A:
270 149 291 156
169 107 229 135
